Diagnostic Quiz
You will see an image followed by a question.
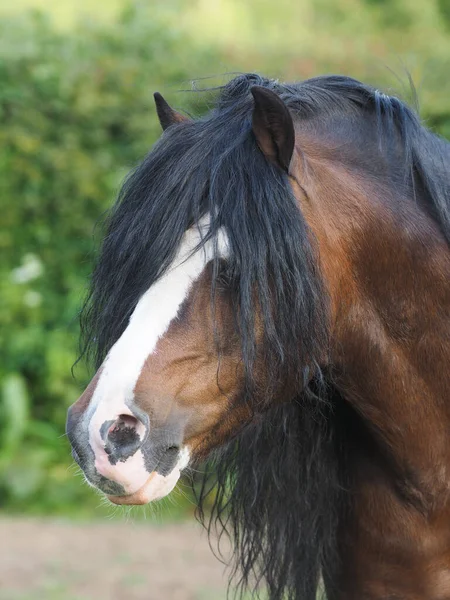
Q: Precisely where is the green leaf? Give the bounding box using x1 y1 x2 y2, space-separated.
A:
0 372 29 456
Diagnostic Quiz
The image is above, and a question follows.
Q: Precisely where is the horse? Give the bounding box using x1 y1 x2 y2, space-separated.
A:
66 73 450 599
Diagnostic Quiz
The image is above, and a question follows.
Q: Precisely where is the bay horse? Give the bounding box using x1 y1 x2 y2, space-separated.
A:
66 73 450 599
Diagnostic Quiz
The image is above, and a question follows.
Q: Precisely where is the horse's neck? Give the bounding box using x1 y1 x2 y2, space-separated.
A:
330 208 450 503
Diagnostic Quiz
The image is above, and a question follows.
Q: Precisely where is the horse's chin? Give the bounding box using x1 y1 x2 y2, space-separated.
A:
107 467 181 505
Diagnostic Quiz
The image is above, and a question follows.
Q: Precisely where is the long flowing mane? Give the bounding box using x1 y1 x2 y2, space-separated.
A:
80 73 450 599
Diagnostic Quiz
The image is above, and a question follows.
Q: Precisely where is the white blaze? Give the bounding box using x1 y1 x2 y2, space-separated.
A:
86 216 228 498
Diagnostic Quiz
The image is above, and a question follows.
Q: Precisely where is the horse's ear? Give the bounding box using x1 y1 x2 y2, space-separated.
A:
250 86 295 172
153 92 190 130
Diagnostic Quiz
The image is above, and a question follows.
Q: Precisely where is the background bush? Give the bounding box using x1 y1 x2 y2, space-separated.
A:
1 0 449 515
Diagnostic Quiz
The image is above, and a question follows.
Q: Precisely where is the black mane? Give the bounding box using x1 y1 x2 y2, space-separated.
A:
81 73 450 369
82 74 333 378
80 73 450 599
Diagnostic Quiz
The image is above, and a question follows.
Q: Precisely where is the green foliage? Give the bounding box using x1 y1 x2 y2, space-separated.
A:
0 0 449 516
438 0 450 29
0 6 215 514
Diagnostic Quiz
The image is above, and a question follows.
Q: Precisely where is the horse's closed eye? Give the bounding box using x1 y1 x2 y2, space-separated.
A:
217 271 232 287
215 262 233 289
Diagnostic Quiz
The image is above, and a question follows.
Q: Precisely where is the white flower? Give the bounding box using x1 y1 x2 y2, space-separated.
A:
11 254 44 284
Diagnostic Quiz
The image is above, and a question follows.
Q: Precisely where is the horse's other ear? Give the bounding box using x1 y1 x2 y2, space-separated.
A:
153 92 190 130
251 86 295 172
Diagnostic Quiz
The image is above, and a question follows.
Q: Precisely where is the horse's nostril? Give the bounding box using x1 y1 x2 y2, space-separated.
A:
114 414 140 431
104 413 147 462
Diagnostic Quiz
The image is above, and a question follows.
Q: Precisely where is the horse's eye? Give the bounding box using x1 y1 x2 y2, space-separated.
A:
217 269 232 288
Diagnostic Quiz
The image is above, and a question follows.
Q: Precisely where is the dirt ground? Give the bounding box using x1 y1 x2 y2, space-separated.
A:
0 517 232 600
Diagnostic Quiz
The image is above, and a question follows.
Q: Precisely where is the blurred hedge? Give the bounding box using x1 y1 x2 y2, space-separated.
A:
0 6 217 514
0 1 449 515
